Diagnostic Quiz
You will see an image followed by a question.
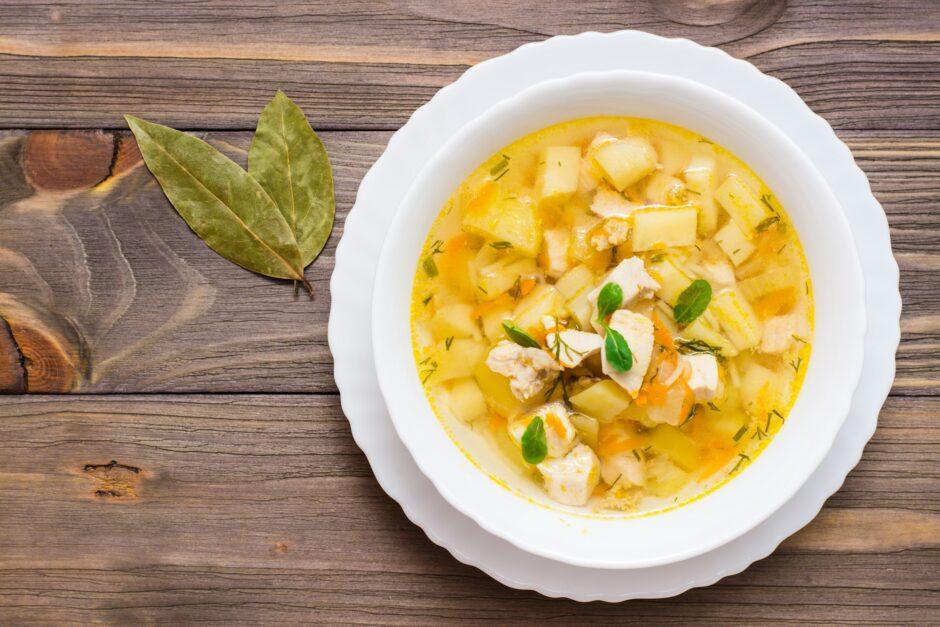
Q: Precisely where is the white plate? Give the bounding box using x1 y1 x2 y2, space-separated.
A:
329 31 900 600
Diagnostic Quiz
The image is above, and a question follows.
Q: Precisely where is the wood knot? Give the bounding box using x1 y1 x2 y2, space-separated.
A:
83 460 143 500
23 131 115 191
0 297 83 393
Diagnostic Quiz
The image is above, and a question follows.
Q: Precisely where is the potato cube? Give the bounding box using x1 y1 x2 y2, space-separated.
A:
570 379 634 423
646 456 688 497
434 339 486 382
473 361 523 417
682 318 739 357
431 304 479 339
649 425 701 471
632 206 698 252
714 219 756 266
479 301 514 341
446 378 488 422
566 289 594 329
554 264 595 300
513 285 566 332
684 154 717 235
476 256 538 298
569 412 600 450
738 268 794 301
644 172 687 205
715 175 768 234
711 288 763 351
593 137 657 191
536 146 581 202
648 256 693 306
462 193 542 256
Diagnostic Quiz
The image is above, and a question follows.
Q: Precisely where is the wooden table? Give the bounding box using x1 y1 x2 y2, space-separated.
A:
1 1 937 622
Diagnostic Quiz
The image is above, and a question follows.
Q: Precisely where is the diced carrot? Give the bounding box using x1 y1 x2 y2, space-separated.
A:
519 277 537 298
698 445 738 480
472 293 512 318
651 311 675 350
488 414 506 432
545 412 566 439
754 287 797 319
597 437 644 457
465 180 497 217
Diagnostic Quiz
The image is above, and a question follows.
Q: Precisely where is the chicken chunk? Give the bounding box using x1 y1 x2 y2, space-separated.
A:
537 444 600 506
508 401 578 459
602 310 654 397
590 187 638 220
600 452 646 487
546 329 603 368
588 257 660 321
589 218 631 252
541 227 571 278
760 313 806 354
486 340 561 401
680 353 720 401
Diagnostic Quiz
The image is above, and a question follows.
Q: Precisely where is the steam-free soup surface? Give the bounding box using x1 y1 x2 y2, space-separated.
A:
412 117 812 513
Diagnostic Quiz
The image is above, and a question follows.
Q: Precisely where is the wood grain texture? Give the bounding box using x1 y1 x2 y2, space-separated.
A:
0 1 936 130
0 394 936 623
0 0 938 621
0 129 936 394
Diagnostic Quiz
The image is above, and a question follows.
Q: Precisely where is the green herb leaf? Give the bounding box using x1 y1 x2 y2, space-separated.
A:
604 326 633 372
502 321 540 348
521 416 548 464
125 115 311 292
596 282 623 322
489 241 514 250
673 279 712 326
248 91 335 266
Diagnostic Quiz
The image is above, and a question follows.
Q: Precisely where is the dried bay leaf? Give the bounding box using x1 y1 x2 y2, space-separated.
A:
125 115 312 292
249 91 335 266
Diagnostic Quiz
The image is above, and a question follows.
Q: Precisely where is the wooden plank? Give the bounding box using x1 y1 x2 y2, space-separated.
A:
0 393 936 623
0 1 936 129
0 129 936 394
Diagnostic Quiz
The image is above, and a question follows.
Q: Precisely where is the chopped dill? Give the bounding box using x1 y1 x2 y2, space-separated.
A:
632 449 642 462
707 401 721 412
776 244 787 254
730 453 751 474
733 425 748 442
792 334 807 344
489 154 510 176
649 252 666 263
732 248 741 255
493 168 510 182
760 194 778 214
508 275 522 300
751 425 767 440
675 338 723 357
490 241 514 250
422 293 433 306
789 355 803 373
755 215 780 233
445 336 454 350
772 408 785 421
478 285 488 294
687 189 701 196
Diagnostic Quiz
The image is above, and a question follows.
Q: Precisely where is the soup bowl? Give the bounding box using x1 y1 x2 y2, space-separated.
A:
372 71 865 569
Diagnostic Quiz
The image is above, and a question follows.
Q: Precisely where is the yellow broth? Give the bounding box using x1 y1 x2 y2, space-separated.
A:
411 117 812 513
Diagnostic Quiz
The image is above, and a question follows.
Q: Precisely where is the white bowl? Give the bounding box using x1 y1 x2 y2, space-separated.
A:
372 70 866 569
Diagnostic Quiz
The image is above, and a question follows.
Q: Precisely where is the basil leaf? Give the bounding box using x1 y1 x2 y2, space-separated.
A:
125 115 310 290
249 91 335 266
502 321 540 348
596 282 623 322
674 279 712 326
604 326 633 372
521 416 548 464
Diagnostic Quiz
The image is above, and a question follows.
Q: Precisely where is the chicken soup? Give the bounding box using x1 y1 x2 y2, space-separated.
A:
411 117 812 513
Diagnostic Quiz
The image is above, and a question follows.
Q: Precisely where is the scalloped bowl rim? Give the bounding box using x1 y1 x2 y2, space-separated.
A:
372 69 866 569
